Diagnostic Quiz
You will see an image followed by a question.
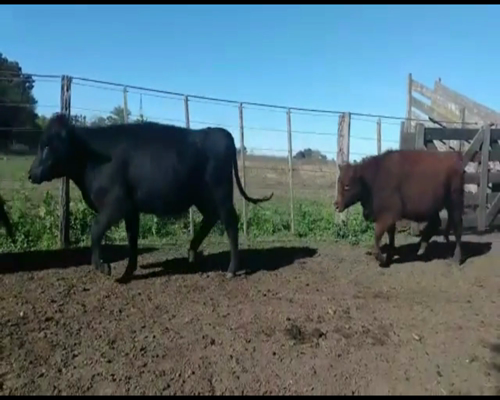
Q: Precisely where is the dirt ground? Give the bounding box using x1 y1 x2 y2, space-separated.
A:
2 234 500 395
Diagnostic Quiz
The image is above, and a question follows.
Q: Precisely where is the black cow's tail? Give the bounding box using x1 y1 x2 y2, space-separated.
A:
232 149 274 205
0 195 14 243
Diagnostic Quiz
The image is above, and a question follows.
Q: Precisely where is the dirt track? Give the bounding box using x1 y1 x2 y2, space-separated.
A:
2 236 500 395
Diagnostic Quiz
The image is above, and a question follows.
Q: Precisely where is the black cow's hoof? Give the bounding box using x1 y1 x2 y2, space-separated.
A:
188 249 196 263
226 272 235 279
116 274 132 284
101 263 112 276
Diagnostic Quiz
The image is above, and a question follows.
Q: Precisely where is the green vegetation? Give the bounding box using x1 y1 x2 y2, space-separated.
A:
0 189 373 252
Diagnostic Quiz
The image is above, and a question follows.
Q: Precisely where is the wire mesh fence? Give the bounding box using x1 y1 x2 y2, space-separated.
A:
0 73 405 247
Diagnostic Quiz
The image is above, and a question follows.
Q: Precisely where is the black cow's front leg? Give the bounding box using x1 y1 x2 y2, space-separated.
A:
116 211 139 284
90 203 125 277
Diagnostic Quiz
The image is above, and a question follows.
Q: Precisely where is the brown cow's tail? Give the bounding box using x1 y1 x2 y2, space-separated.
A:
0 195 14 243
232 148 274 204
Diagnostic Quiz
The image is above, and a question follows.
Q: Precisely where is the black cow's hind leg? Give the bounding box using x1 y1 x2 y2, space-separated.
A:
218 203 240 278
188 214 217 264
91 203 126 277
116 211 139 284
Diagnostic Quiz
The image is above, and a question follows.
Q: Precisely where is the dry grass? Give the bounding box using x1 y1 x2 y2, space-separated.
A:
0 154 338 205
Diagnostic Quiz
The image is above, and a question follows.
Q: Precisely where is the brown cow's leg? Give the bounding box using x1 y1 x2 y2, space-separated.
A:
417 213 441 257
386 223 396 264
448 206 463 264
373 217 394 267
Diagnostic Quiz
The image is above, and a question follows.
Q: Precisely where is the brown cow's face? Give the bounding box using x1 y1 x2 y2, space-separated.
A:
334 163 363 213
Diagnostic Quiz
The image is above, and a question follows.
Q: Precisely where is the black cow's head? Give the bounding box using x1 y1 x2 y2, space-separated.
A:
334 163 364 213
28 113 74 184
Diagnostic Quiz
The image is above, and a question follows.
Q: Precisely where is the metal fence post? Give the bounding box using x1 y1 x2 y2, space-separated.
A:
184 95 194 238
286 109 294 234
238 103 247 239
59 75 72 248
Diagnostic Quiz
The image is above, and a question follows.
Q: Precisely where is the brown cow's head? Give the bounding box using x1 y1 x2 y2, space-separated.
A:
28 113 74 185
334 163 363 213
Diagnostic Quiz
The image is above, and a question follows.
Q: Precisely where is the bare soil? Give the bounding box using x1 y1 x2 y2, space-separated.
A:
2 235 500 395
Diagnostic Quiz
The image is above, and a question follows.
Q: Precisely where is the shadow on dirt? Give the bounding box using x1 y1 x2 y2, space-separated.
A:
134 246 318 281
0 244 158 275
381 240 492 266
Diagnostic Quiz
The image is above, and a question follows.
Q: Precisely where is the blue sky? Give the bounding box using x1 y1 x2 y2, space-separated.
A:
2 5 500 161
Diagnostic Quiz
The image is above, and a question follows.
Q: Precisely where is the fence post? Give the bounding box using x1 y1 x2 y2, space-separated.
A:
405 73 413 133
123 87 129 123
184 95 194 238
376 117 381 154
335 112 350 222
59 75 72 248
478 124 491 231
238 103 247 239
286 109 295 235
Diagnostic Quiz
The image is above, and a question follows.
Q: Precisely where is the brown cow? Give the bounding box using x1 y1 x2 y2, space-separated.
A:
334 149 464 267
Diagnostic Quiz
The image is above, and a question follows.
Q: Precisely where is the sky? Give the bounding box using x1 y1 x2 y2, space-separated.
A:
2 5 500 161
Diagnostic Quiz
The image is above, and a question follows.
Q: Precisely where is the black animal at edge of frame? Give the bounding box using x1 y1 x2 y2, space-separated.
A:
0 113 470 282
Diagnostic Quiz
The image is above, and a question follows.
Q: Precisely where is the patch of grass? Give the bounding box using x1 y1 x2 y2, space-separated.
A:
0 190 374 252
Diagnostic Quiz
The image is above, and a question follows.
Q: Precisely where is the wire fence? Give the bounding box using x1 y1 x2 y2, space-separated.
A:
0 73 422 246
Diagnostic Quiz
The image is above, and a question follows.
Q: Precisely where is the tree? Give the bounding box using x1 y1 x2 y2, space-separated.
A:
0 52 39 152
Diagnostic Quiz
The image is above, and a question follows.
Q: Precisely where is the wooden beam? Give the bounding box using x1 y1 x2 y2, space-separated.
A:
486 193 500 226
435 81 500 125
465 171 500 185
478 125 491 231
411 96 455 127
424 127 500 142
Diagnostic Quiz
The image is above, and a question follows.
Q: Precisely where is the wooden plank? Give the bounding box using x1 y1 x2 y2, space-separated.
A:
463 127 485 165
478 125 491 231
412 79 434 100
412 96 455 126
486 193 500 226
465 192 497 207
465 171 500 185
434 81 500 125
441 211 500 231
425 127 500 142
414 123 425 149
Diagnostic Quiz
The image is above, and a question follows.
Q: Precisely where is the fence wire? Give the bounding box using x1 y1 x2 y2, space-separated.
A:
0 73 423 245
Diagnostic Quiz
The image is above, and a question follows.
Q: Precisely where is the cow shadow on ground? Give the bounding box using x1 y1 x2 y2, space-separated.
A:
132 246 318 281
382 240 492 266
0 244 158 275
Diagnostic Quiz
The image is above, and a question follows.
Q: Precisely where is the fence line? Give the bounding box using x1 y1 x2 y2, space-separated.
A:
2 73 413 248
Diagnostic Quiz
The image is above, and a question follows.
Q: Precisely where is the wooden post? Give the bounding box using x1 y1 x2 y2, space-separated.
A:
414 122 425 150
59 75 72 248
335 112 351 222
123 87 129 123
478 124 491 231
238 103 247 239
376 118 381 154
286 109 295 234
459 107 466 152
184 96 194 237
406 73 413 134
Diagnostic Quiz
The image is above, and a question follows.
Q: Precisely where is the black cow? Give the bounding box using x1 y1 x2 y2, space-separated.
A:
28 114 273 283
